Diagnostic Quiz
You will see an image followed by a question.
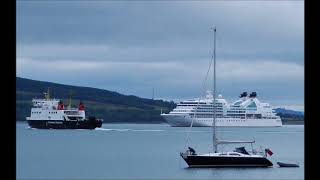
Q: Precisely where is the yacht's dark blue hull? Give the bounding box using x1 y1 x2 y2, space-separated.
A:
27 119 103 129
180 153 273 167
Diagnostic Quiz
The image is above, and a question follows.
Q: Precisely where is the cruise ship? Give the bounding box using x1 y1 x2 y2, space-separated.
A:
161 91 282 127
26 89 103 129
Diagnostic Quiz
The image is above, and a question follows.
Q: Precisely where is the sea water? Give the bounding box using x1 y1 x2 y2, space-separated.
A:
16 122 304 179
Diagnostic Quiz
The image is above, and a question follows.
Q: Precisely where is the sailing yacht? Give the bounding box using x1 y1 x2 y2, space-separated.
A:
180 27 273 167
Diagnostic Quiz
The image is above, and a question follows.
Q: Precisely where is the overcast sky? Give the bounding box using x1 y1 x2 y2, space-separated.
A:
16 1 304 111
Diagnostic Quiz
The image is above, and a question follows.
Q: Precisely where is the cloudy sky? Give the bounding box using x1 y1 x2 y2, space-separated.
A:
16 1 304 111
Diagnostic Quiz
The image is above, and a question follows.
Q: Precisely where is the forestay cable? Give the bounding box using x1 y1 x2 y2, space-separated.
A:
184 31 216 150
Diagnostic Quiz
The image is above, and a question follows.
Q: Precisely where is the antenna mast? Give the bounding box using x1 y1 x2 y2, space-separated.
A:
44 87 50 100
68 90 73 109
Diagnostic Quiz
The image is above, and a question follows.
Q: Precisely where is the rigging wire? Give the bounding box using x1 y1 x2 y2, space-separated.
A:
183 29 216 150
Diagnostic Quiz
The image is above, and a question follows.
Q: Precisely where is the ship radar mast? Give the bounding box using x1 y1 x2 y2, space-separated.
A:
44 87 50 100
68 90 73 109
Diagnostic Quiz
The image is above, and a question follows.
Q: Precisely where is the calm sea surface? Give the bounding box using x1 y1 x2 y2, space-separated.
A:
16 122 304 179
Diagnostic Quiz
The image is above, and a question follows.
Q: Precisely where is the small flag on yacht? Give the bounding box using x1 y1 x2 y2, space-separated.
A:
265 148 273 156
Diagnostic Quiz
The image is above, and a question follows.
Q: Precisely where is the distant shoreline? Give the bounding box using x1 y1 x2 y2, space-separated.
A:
16 77 304 125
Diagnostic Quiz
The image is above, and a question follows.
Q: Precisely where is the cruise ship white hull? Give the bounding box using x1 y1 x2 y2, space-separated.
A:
161 114 282 127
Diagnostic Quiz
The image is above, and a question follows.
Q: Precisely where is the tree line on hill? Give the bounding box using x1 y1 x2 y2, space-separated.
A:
16 77 176 123
16 77 304 124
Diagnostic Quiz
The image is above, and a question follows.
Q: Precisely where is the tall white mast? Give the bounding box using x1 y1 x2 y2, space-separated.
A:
212 26 217 153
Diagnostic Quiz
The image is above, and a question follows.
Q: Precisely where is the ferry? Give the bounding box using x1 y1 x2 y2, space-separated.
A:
26 89 103 129
161 91 282 127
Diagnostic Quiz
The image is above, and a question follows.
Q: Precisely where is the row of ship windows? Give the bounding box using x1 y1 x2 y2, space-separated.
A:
192 112 223 114
175 109 222 111
178 105 223 107
197 119 246 122
192 109 223 111
191 113 223 115
179 106 258 110
191 115 276 121
32 112 58 114
195 105 223 107
192 116 277 119
227 114 246 116
227 111 246 113
181 107 222 110
191 115 224 118
177 109 256 113
180 102 222 105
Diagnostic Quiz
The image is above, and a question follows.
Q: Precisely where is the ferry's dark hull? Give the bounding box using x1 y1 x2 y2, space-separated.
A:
27 119 103 129
180 154 273 167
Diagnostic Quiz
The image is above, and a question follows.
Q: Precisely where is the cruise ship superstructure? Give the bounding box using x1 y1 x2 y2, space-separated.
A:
161 91 282 127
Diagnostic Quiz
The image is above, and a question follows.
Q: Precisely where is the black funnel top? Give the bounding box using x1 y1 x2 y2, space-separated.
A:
249 92 257 98
239 92 247 98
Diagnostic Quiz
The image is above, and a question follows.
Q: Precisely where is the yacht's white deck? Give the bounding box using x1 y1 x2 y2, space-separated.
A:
198 152 263 158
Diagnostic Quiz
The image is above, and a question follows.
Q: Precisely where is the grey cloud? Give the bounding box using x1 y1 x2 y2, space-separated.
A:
16 1 304 107
17 1 303 64
17 57 303 105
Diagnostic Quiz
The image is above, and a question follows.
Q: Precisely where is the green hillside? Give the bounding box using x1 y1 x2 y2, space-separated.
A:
16 77 176 123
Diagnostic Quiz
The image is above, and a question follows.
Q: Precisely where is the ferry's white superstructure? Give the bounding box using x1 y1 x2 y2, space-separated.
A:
26 89 103 129
26 98 86 122
161 91 282 127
